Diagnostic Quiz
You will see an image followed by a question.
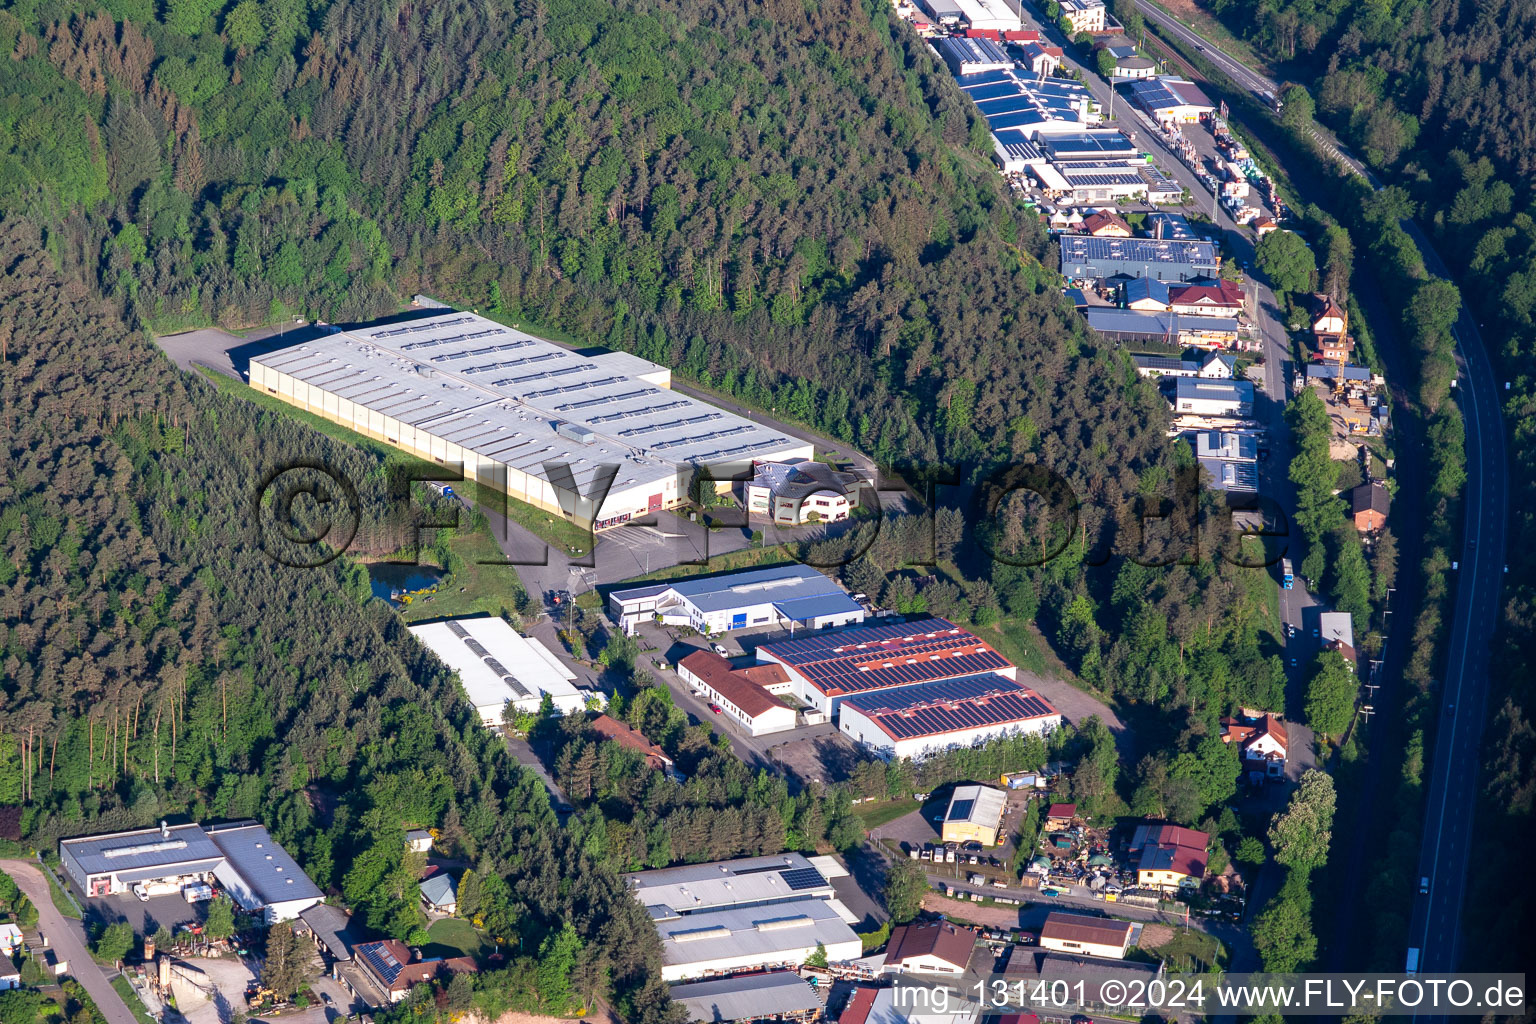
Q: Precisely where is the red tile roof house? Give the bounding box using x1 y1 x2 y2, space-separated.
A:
883 921 977 975
354 939 476 1004
1083 210 1133 238
588 714 675 775
1168 280 1245 317
677 650 797 736
1129 823 1210 890
1220 713 1288 778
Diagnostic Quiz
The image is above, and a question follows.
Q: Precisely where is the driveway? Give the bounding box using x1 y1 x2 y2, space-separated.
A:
0 859 143 1024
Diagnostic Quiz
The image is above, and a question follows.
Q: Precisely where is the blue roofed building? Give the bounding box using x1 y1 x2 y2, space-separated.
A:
1123 277 1171 311
607 564 865 636
838 675 1061 761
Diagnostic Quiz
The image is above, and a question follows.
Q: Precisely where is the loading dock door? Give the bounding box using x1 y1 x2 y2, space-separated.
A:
732 613 747 629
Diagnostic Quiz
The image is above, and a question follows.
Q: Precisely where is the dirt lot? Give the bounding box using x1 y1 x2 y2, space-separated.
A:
920 893 1025 930
1135 922 1176 949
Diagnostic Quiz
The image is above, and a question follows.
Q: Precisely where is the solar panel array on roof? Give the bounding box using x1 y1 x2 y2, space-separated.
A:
359 942 405 985
779 867 828 891
759 617 1012 696
839 675 1058 740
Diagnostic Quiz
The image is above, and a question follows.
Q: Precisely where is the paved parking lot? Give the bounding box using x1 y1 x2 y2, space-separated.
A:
88 887 208 935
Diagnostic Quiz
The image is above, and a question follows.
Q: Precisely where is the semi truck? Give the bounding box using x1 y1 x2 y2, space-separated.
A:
1405 947 1420 975
1281 558 1294 589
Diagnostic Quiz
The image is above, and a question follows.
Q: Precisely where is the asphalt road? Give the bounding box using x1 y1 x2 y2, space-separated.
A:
0 860 143 1024
1125 0 1511 979
1405 220 1508 978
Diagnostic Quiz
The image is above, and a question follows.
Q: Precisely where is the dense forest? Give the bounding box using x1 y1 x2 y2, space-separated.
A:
1191 0 1535 973
0 0 1237 1011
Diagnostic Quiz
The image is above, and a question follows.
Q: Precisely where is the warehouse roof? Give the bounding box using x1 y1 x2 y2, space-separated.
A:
1196 431 1257 461
627 854 833 918
1039 131 1133 158
207 823 325 906
611 564 860 623
670 971 823 1023
61 823 223 878
1060 234 1219 274
839 676 1057 741
678 651 789 719
249 311 803 510
1040 912 1133 948
1086 308 1238 337
655 898 858 968
1127 76 1214 116
1174 378 1253 404
407 616 579 711
758 618 1011 698
935 35 1013 72
945 784 1007 828
1144 212 1197 240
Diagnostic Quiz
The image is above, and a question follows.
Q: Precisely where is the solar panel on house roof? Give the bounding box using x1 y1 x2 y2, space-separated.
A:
780 867 828 890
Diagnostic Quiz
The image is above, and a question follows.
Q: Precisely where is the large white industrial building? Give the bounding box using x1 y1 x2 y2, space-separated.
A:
60 822 324 922
837 675 1060 761
627 855 861 981
407 616 592 724
651 900 862 981
248 311 811 531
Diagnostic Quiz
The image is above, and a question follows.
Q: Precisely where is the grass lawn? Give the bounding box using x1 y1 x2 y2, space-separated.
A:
1138 924 1226 972
424 917 490 960
853 798 919 830
46 869 81 919
393 523 532 624
196 368 591 552
111 974 159 1024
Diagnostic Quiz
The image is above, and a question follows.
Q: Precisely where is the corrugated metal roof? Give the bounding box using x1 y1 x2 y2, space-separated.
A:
670 972 822 1022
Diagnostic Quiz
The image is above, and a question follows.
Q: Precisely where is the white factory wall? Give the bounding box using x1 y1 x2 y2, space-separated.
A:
661 936 864 982
250 361 695 527
838 707 1062 761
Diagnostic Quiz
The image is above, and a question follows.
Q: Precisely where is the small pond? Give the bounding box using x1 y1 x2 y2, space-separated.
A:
366 562 445 605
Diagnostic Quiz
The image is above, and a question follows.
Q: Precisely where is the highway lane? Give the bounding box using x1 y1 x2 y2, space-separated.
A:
1405 217 1508 978
1123 0 1511 977
1132 0 1275 98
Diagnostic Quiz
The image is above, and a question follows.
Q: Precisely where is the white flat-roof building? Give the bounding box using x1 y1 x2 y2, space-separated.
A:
608 564 864 636
838 676 1060 761
954 0 1022 30
651 898 862 981
248 311 811 531
669 972 823 1024
1172 378 1254 417
60 822 323 922
407 617 588 724
626 853 837 917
